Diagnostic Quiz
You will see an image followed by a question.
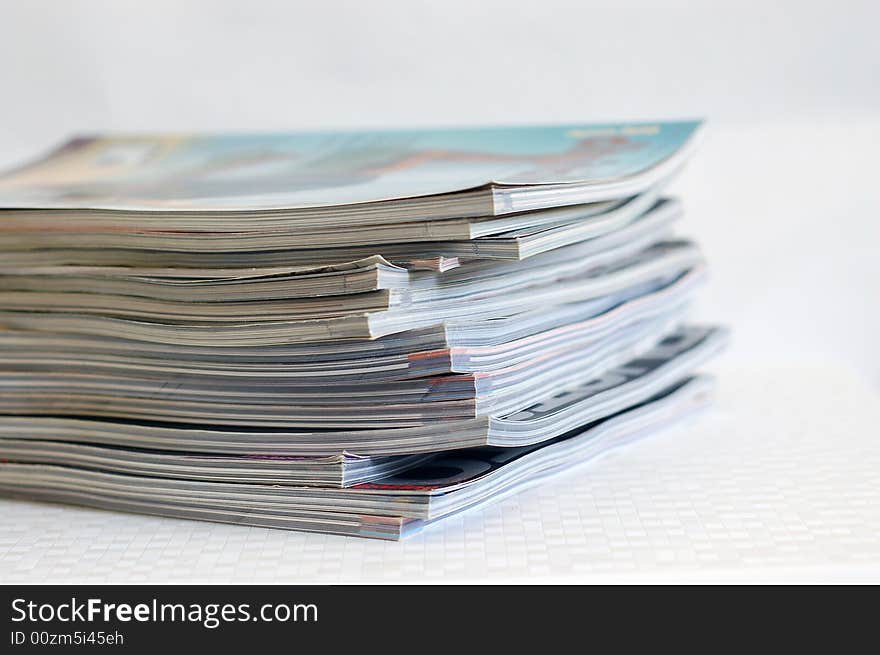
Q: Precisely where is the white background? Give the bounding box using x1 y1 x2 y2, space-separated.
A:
0 1 878 582
1 0 877 142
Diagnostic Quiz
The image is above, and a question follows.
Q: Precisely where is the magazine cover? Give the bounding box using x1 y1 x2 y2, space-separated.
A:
0 121 700 210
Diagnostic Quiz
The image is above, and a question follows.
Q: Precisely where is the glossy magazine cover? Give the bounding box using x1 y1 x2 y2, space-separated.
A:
0 121 701 210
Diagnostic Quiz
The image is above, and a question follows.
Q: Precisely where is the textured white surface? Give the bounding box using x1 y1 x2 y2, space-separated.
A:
2 361 878 583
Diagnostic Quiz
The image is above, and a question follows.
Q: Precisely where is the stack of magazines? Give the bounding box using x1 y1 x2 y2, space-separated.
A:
0 121 726 539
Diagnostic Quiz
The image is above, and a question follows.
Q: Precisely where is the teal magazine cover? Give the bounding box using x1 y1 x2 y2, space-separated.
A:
0 121 701 210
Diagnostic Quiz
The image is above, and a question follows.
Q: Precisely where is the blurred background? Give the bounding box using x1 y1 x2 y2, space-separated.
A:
1 0 878 384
